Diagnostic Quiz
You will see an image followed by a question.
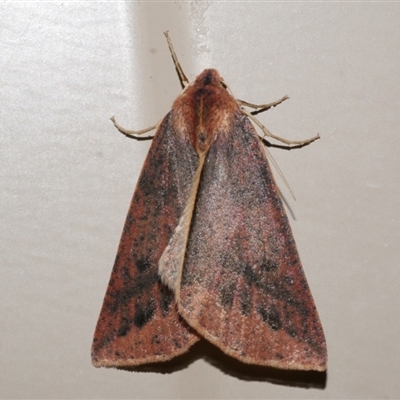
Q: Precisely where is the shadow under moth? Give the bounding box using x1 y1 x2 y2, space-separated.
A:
92 32 327 372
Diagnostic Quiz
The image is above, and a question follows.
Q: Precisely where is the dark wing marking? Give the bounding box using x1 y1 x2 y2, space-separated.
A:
177 110 327 371
92 112 200 367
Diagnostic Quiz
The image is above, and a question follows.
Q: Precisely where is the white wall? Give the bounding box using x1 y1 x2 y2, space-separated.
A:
1 2 400 398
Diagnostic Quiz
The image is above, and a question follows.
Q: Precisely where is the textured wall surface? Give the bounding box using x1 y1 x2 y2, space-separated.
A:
1 2 399 398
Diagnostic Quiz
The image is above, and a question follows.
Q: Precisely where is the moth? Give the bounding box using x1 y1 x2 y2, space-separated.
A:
92 32 327 371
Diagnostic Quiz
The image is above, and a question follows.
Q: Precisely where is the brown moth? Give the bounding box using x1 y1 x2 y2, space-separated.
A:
92 32 327 371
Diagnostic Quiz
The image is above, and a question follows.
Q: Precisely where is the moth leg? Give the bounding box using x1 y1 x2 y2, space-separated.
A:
164 31 189 89
242 109 320 147
238 95 289 115
110 116 159 138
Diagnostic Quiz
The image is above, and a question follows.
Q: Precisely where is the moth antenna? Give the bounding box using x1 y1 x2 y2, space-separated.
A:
110 116 160 138
242 108 320 146
238 95 289 114
164 31 189 89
